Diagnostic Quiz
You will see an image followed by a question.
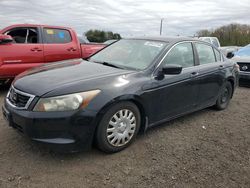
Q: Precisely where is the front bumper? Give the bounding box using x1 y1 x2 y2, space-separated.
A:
239 71 250 80
2 101 99 152
239 71 250 86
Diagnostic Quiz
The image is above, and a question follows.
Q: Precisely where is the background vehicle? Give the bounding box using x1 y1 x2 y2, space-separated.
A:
231 45 250 85
103 39 117 45
3 37 238 153
199 37 241 57
0 24 106 84
199 37 221 48
220 46 241 56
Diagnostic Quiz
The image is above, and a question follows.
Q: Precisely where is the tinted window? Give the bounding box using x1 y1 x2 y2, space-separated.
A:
214 49 221 61
5 28 38 44
43 28 71 44
162 42 194 68
196 43 216 65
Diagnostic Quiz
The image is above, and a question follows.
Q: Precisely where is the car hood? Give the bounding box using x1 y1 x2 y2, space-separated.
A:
232 56 250 63
13 59 134 96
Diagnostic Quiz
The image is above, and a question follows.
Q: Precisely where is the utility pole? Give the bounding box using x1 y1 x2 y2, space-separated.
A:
160 18 163 35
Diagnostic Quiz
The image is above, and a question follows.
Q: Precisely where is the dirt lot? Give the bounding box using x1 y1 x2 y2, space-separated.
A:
0 86 249 188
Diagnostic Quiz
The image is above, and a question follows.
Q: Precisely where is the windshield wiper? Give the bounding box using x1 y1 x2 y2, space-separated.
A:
102 62 124 69
92 61 125 69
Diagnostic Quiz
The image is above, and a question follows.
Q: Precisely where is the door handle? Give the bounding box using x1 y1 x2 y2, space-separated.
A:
190 72 199 78
31 47 42 52
219 65 224 69
67 47 77 51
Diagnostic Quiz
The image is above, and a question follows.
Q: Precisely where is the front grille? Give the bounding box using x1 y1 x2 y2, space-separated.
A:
7 87 35 109
237 62 250 72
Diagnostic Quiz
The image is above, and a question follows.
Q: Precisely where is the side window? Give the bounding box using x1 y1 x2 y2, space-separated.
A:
162 42 194 68
195 43 216 65
214 49 221 62
43 28 72 44
5 28 38 44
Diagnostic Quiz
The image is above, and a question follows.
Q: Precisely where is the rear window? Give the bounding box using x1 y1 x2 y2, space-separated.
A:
43 28 72 44
202 38 211 43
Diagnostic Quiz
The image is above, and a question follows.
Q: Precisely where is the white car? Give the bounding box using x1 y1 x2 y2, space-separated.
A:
199 37 221 48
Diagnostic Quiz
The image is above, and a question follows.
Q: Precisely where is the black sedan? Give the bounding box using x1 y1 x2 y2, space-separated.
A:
2 37 239 153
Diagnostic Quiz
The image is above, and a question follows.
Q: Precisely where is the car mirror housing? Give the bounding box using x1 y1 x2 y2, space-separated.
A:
0 34 13 44
162 64 183 75
226 52 234 59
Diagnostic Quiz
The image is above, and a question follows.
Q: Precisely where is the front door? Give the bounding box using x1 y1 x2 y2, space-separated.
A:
144 42 200 123
0 27 44 77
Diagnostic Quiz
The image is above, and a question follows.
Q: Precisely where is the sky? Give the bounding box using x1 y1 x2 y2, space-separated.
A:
0 0 250 37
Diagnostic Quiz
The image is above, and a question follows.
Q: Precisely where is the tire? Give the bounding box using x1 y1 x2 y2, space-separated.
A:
96 101 141 153
0 79 12 87
215 81 233 110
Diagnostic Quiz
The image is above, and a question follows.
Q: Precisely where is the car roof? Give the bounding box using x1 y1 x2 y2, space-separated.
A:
2 24 72 31
127 36 199 43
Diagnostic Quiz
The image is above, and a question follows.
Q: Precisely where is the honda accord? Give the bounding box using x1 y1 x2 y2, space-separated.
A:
2 37 239 153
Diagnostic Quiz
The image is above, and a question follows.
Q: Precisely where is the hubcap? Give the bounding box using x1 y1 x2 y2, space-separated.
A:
221 87 229 103
107 109 136 147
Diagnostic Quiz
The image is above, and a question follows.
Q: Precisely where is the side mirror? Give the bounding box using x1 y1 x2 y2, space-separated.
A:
226 52 234 59
162 64 183 75
0 34 13 44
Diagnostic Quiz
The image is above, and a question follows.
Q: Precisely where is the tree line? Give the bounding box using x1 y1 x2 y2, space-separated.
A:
197 23 250 46
85 23 250 46
85 30 121 43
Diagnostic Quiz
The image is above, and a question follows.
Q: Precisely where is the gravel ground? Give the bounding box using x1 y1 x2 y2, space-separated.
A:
0 86 249 188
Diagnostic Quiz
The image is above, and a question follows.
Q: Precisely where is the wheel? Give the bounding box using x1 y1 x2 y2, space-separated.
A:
0 79 12 87
215 81 233 110
96 101 141 153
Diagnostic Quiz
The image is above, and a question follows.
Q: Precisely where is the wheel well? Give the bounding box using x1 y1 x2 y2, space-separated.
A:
129 99 147 134
95 98 147 137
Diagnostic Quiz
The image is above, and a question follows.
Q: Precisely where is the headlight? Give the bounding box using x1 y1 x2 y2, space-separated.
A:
33 90 100 112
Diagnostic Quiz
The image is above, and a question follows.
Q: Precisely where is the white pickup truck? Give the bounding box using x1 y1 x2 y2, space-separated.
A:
199 37 241 57
199 37 221 48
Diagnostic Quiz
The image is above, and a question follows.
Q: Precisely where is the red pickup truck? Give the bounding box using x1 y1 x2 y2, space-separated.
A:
0 24 105 84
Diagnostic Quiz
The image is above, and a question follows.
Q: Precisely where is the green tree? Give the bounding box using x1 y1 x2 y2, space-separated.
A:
85 30 121 43
196 23 250 46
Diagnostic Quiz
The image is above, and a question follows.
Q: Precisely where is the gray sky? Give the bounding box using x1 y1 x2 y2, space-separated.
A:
0 0 250 37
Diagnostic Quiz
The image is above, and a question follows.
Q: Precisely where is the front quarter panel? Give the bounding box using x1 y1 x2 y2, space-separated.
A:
85 72 150 113
40 72 151 116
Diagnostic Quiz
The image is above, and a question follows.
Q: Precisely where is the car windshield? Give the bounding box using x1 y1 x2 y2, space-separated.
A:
89 39 168 70
234 46 250 57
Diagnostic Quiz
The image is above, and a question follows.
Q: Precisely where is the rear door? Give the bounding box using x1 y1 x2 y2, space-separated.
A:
42 28 81 62
0 27 44 77
194 42 226 107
